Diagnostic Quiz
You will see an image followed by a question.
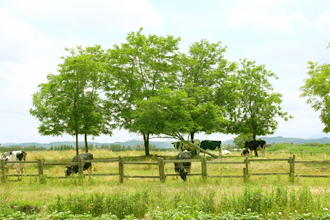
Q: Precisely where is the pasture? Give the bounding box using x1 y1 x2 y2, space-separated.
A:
1 148 330 219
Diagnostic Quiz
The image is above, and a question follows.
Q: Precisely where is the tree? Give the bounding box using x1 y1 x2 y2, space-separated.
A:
131 88 219 157
178 39 236 140
105 28 181 156
30 45 113 155
300 44 330 132
230 59 292 141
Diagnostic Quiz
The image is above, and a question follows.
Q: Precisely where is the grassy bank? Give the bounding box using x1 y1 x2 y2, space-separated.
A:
1 149 330 219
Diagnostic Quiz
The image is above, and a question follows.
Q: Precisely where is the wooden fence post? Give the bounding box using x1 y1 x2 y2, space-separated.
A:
37 159 44 176
78 157 84 179
158 157 165 182
1 159 6 182
290 155 296 183
119 156 124 183
244 156 249 182
37 159 45 184
201 156 207 179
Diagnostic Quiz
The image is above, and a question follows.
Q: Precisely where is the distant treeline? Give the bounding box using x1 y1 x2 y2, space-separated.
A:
0 143 174 153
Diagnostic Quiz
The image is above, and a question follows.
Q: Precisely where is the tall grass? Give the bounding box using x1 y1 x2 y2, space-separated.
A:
2 183 330 219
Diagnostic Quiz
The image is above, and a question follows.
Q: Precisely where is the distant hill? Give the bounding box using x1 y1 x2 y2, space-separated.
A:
223 136 330 145
2 136 330 149
1 140 174 149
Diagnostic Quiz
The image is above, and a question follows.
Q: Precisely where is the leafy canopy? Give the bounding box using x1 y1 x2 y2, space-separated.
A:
230 59 292 140
300 45 330 132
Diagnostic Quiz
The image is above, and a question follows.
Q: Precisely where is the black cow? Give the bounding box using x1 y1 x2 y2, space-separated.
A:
244 140 266 157
65 153 93 178
174 150 192 181
200 140 222 156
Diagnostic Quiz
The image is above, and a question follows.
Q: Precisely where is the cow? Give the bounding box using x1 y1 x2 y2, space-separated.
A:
222 149 231 155
200 140 222 156
244 140 266 157
173 140 201 155
241 148 250 156
0 151 27 180
174 150 192 181
65 153 93 178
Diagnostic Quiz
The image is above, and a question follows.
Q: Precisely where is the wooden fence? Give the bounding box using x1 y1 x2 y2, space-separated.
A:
1 155 330 183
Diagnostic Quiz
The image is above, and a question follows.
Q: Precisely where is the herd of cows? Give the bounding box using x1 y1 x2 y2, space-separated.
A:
0 140 266 182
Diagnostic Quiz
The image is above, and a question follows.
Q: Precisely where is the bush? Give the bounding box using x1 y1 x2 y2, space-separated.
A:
48 190 149 218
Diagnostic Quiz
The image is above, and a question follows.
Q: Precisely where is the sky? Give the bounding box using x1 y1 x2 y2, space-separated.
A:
1 0 330 144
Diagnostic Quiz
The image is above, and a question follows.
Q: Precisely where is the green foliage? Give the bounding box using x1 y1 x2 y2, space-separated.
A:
30 45 113 153
2 185 330 219
267 142 330 153
230 59 293 140
178 39 235 139
105 28 181 155
300 45 330 133
47 191 149 219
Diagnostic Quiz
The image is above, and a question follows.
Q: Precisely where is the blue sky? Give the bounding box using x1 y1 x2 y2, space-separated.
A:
1 0 330 144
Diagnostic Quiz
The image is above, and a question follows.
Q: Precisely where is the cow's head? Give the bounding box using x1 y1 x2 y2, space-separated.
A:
241 148 250 156
65 166 74 177
178 168 188 181
16 151 27 161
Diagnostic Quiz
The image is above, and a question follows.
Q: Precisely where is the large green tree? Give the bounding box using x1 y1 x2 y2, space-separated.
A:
230 59 292 141
105 28 181 156
131 88 219 157
178 39 237 140
300 44 330 132
30 45 113 155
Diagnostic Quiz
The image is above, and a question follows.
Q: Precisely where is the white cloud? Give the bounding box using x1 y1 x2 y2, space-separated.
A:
4 0 162 33
224 0 330 32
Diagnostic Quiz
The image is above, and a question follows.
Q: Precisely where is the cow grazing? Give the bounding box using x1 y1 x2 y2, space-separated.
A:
174 150 192 181
65 153 93 178
244 140 266 157
0 151 27 180
241 148 250 156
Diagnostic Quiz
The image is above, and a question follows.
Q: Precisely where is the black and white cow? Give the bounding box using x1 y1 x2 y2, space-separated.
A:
173 140 201 154
241 148 250 157
244 140 266 157
0 151 27 180
174 150 192 181
65 153 93 178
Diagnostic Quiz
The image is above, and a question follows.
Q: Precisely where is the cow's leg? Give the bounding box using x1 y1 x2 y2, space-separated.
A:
255 150 258 157
262 145 265 157
87 164 92 180
15 166 21 181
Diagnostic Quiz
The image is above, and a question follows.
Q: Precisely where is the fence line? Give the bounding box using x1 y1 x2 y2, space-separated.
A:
1 155 330 183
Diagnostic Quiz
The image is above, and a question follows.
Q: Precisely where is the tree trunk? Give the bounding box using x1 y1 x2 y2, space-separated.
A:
190 132 195 141
84 134 88 153
75 131 79 155
143 133 150 156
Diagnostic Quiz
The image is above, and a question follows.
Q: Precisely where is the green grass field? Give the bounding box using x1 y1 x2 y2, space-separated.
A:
1 146 330 219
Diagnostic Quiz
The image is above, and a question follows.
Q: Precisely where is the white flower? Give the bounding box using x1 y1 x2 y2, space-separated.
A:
323 208 329 211
279 212 282 215
157 206 159 209
247 208 251 212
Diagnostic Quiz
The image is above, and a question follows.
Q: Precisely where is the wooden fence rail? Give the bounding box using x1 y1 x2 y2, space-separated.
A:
1 155 330 183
